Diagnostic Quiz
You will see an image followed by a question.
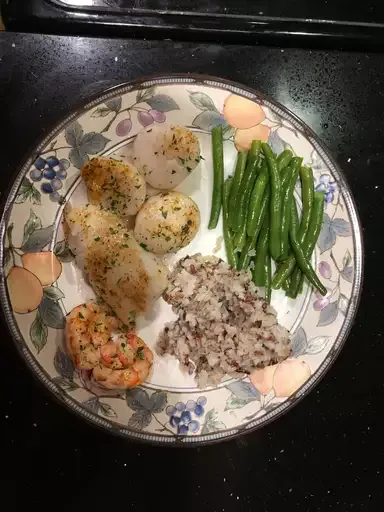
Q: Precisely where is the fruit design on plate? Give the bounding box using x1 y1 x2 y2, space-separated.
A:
223 94 271 151
90 87 180 138
30 155 70 203
250 359 312 399
4 211 73 352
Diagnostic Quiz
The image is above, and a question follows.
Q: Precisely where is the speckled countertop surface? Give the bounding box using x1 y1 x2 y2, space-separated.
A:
0 32 383 510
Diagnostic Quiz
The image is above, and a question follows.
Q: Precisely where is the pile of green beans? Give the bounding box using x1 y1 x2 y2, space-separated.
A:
208 128 326 303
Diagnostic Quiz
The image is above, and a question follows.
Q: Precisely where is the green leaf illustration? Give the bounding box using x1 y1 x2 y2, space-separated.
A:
30 310 48 353
22 210 42 246
201 408 226 435
105 97 122 112
136 86 156 103
146 94 179 113
43 286 65 301
39 297 65 329
188 91 219 112
54 240 75 262
21 225 55 253
128 410 152 429
99 402 117 418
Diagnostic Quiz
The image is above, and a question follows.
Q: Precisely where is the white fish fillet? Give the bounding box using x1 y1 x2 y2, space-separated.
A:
65 204 168 322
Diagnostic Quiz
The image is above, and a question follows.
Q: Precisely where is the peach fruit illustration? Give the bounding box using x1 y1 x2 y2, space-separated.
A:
22 251 62 286
7 266 43 314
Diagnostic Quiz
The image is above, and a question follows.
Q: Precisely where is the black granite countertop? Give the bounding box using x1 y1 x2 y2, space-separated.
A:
1 32 383 510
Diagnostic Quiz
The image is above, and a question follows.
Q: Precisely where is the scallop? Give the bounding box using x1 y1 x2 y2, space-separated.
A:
132 124 201 190
134 192 200 254
81 157 146 217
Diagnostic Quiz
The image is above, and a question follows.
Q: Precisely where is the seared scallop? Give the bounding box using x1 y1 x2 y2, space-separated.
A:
81 157 146 216
134 192 200 254
132 124 201 190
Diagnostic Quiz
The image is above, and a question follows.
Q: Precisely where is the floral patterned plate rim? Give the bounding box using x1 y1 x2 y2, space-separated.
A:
0 74 363 445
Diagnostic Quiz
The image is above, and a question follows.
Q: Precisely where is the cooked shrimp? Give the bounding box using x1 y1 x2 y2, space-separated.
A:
66 302 153 389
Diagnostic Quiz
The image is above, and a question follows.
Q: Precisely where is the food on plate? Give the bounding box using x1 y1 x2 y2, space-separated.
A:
66 302 153 389
7 266 43 314
65 204 168 320
134 192 200 254
132 124 201 189
231 140 261 234
211 129 326 301
157 254 291 388
81 157 146 217
208 125 224 230
22 251 62 286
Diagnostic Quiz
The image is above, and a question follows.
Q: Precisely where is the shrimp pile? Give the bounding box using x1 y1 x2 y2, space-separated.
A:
66 302 153 389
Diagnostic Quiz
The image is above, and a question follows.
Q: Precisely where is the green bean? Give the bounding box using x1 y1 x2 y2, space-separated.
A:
252 213 270 286
265 252 272 303
208 125 224 229
238 186 270 270
291 198 299 236
282 275 291 293
277 149 293 172
288 207 326 296
297 166 314 242
223 177 238 269
271 203 302 289
261 143 281 261
228 151 248 227
271 169 312 288
233 222 247 251
279 158 301 261
246 161 269 237
288 192 325 297
231 140 261 232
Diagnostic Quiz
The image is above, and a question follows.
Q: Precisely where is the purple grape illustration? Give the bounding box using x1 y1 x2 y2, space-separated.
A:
33 155 70 203
30 169 43 182
116 118 132 137
138 111 154 127
149 109 166 123
43 168 56 180
51 178 63 191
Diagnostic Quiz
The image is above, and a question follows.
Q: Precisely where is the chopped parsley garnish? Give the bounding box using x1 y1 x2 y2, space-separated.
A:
161 210 168 219
121 323 129 332
136 346 145 360
140 243 148 250
78 312 84 319
94 237 100 242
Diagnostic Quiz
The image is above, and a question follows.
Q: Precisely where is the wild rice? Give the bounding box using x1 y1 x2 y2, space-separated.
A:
157 254 291 388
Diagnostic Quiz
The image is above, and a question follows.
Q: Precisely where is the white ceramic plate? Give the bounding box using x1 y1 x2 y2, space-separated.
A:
0 75 363 445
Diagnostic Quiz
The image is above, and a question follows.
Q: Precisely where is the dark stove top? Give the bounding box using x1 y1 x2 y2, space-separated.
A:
52 0 383 24
3 0 384 49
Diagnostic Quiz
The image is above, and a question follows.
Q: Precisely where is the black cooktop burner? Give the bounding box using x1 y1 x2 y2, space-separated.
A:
3 0 384 49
